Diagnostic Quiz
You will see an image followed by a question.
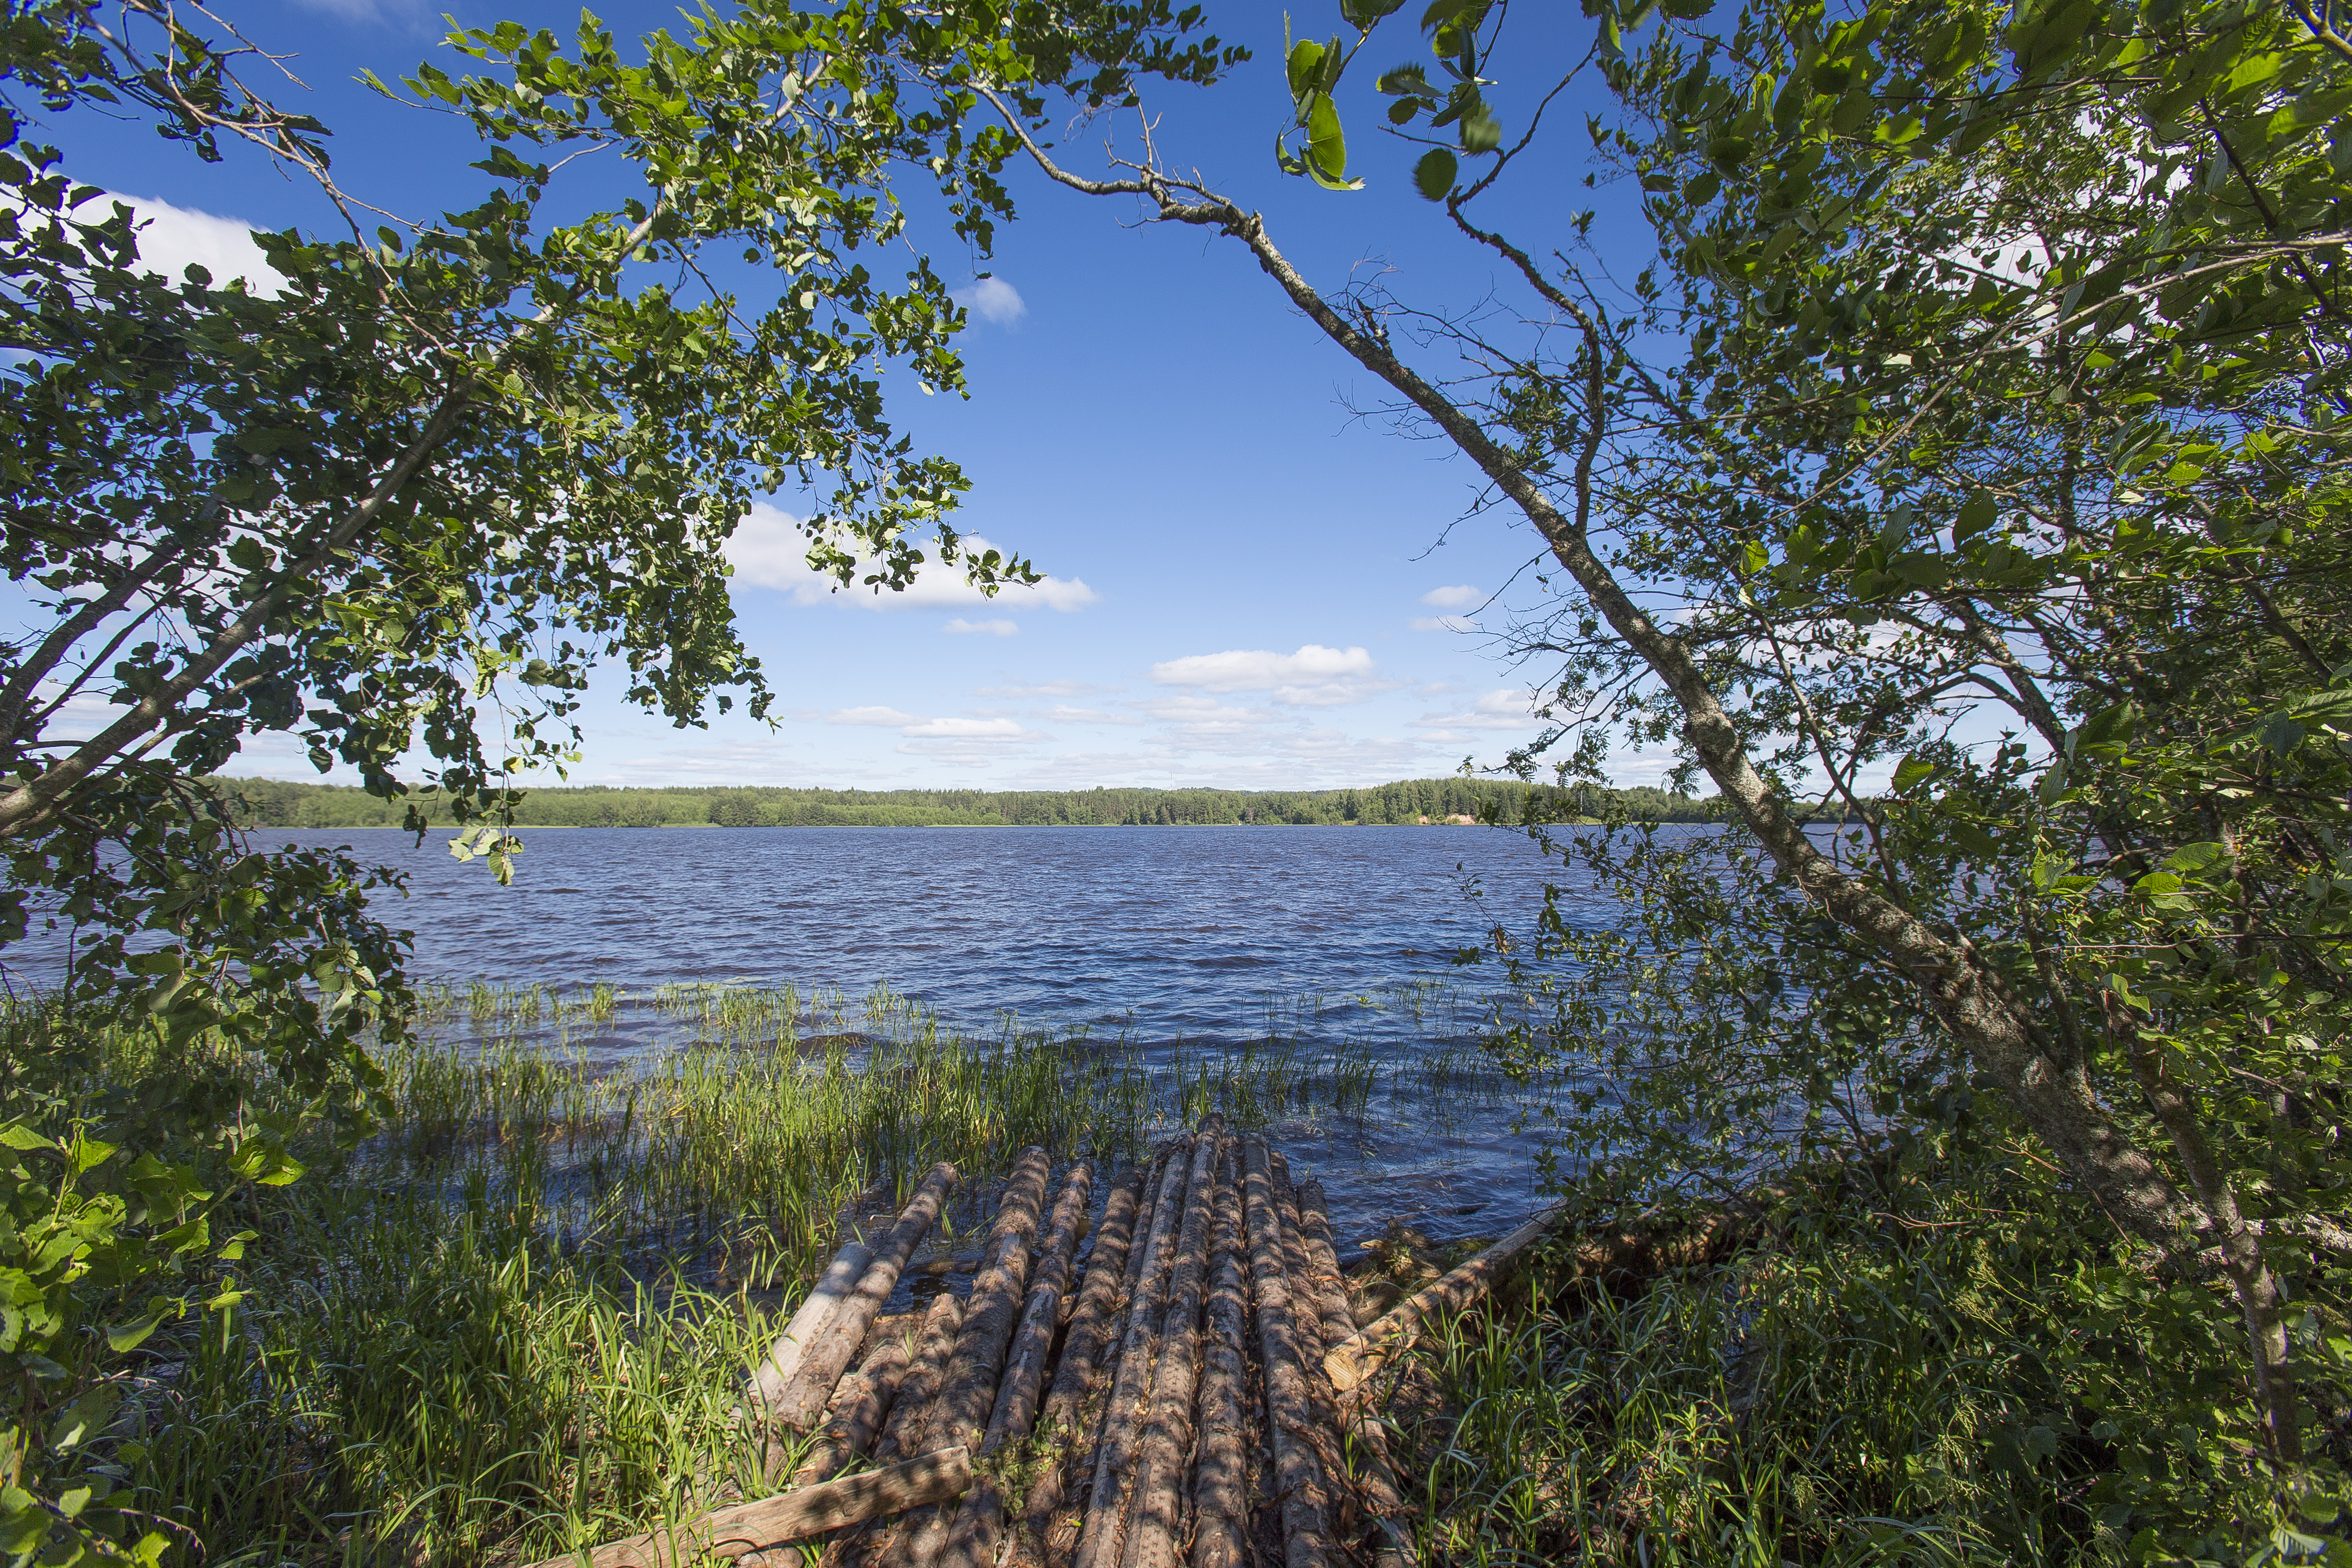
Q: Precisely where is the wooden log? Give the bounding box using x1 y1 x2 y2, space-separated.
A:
786 1333 911 1487
886 1146 1056 1567
1028 1157 1163 1568
752 1240 875 1425
1068 1136 1196 1568
1291 1183 1358 1350
873 1289 965 1466
1116 1121 1224 1568
923 1148 1055 1454
1271 1160 1354 1551
774 1164 959 1431
1321 1204 1566 1396
1032 1170 1143 1448
1186 1148 1249 1568
1242 1138 1329 1568
1296 1183 1410 1568
521 1447 972 1568
936 1160 1097 1568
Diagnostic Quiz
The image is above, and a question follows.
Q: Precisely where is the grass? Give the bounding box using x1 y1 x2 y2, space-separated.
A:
60 974 1549 1567
1385 1144 2342 1568
42 976 2307 1568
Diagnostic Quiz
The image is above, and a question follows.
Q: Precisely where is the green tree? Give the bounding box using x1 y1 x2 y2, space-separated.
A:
956 0 2352 1538
0 1 1236 1559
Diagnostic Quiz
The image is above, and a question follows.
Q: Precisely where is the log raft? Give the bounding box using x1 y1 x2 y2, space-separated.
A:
545 1120 1621 1568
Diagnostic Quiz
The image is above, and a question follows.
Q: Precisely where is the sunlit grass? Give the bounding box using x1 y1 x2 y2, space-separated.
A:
80 973 1549 1566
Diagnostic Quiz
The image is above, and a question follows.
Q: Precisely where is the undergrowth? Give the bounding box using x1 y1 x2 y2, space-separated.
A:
1393 1137 2352 1567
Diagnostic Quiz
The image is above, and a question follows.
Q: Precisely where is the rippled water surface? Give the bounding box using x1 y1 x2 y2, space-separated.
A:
210 826 1657 1246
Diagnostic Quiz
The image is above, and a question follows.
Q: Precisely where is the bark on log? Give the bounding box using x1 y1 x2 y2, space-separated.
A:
1033 1170 1143 1447
774 1164 959 1431
1069 1136 1197 1568
1271 1162 1353 1549
521 1447 972 1568
1296 1183 1410 1568
1242 1139 1329 1568
937 1161 1099 1568
1032 1155 1167 1568
1187 1148 1249 1568
787 1334 912 1488
873 1289 965 1466
986 1160 1096 1450
1322 1204 1567 1395
924 1147 1056 1457
884 1147 1055 1568
753 1241 874 1425
1291 1184 1358 1351
1117 1121 1224 1568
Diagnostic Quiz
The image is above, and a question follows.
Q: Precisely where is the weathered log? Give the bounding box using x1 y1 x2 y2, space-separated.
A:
752 1240 875 1425
1068 1136 1196 1568
924 1147 1056 1456
873 1289 965 1466
786 1333 911 1487
1296 1182 1410 1568
521 1447 972 1568
886 1147 1056 1568
1029 1157 1164 1568
1291 1183 1358 1350
1117 1121 1223 1568
773 1164 959 1431
937 1160 1098 1568
1242 1138 1329 1568
1033 1169 1143 1447
1271 1160 1354 1551
1321 1204 1567 1395
1187 1147 1250 1568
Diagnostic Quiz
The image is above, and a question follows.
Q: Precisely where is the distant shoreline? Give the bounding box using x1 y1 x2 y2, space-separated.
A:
267 819 1611 831
210 775 1726 831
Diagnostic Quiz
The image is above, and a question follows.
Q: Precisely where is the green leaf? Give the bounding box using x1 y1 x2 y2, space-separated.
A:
1460 103 1502 153
1304 94 1361 190
2163 842 2227 873
105 1310 168 1354
1287 39 1328 101
1953 488 1998 542
1414 147 1458 200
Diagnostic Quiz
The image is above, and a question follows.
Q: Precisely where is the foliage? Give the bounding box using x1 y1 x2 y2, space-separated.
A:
1402 1124 2352 1566
959 0 2352 1542
0 0 1238 1559
203 775 1725 829
2 976 1469 1562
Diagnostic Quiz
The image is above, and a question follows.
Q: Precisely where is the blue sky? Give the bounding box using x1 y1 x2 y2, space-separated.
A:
55 0 1677 792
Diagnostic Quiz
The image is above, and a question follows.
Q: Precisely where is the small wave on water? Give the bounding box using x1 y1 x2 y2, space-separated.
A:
29 824 1687 1249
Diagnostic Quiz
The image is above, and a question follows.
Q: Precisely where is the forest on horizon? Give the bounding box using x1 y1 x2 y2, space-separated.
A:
212 775 1725 829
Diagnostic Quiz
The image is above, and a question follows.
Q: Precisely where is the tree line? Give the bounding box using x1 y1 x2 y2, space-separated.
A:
212 776 1724 829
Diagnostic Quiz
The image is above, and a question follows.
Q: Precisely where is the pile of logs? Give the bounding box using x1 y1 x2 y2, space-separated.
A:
536 1116 1580 1568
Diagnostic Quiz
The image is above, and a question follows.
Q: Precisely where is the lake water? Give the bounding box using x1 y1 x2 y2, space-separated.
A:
82 824 1655 1248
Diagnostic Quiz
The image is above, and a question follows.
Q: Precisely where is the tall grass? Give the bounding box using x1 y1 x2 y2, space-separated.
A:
77 975 1544 1567
1390 1148 2316 1567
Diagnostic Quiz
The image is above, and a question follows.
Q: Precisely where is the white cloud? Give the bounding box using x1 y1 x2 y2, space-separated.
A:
953 277 1026 326
727 505 1096 613
1045 705 1142 726
976 679 1108 698
106 194 286 296
1410 615 1477 634
828 705 922 727
1421 584 1482 609
901 716 1030 739
944 617 1018 636
1148 643 1399 707
1412 688 1545 732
